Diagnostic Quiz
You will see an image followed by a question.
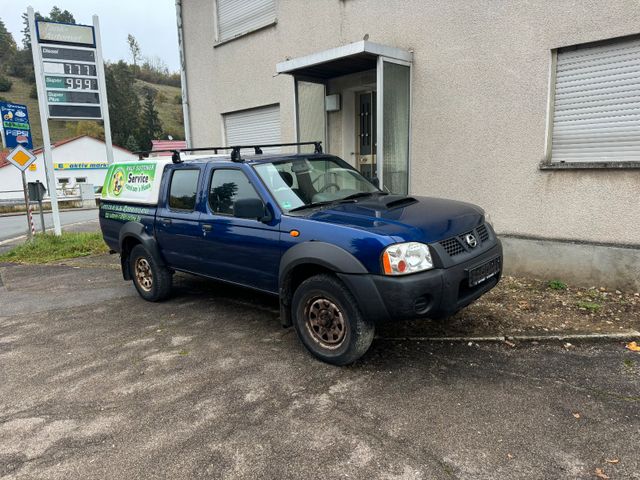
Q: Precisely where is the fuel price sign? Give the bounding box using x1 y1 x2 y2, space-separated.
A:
36 25 104 120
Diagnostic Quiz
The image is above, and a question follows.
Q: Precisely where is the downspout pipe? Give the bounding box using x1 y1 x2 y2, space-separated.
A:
175 0 193 148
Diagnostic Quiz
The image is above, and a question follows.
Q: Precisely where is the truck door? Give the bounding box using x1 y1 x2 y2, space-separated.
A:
196 166 281 293
155 166 203 273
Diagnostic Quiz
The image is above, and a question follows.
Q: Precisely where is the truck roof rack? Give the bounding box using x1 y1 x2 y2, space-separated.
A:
134 141 323 164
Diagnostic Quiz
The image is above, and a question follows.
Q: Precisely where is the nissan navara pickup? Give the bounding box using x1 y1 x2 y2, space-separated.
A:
99 142 502 365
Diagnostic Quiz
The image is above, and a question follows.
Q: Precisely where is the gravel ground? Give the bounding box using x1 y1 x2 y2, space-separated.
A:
0 258 639 479
378 275 640 339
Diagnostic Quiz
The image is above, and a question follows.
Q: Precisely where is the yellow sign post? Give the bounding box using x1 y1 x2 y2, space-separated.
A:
6 145 38 239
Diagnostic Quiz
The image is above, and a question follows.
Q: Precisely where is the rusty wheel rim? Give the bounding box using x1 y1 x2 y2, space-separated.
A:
304 296 346 349
135 257 153 292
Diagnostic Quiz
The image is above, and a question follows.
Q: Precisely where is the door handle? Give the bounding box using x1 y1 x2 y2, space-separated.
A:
202 224 213 232
160 218 172 225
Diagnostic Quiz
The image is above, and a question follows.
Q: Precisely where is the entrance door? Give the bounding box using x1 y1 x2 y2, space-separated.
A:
356 91 376 181
376 58 411 195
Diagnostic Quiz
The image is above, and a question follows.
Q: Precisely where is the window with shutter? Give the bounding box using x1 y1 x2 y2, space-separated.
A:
223 105 281 152
216 0 276 43
551 36 640 164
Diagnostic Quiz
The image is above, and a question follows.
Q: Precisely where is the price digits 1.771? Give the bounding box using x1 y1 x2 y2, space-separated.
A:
63 63 96 76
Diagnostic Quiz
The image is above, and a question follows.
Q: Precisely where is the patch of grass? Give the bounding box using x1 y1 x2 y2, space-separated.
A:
624 358 635 368
576 300 601 312
178 349 189 356
548 280 567 291
0 232 108 264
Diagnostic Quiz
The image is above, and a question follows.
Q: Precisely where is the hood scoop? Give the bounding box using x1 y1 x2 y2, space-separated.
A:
384 196 418 209
352 194 418 211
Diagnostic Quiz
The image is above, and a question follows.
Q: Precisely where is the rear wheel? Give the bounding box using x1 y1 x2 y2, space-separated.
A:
129 244 172 301
292 274 374 365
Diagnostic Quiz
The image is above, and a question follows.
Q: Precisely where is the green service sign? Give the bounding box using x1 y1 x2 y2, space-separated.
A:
103 162 161 204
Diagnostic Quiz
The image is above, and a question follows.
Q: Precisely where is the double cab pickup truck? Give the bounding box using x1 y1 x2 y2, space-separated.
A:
99 142 502 365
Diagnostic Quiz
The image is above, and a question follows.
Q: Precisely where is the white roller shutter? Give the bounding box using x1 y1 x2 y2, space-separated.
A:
216 0 276 42
551 36 640 163
224 104 281 151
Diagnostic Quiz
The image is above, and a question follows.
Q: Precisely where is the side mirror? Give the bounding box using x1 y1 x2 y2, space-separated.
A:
233 198 271 222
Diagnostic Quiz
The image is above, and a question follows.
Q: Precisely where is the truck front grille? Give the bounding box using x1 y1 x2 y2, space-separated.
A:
477 224 489 242
439 237 465 256
438 224 491 257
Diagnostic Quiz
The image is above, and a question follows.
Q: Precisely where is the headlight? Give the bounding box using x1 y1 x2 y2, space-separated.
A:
484 211 493 226
382 242 433 275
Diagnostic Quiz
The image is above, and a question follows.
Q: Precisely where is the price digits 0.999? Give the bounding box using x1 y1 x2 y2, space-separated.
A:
65 78 98 90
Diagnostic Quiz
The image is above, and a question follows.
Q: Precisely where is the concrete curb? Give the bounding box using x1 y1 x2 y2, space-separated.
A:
376 330 640 342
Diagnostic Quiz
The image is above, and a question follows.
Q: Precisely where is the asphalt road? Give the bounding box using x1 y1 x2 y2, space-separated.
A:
0 257 639 479
0 209 99 242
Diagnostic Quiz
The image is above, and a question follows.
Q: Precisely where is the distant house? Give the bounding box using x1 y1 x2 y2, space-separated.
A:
0 136 136 200
150 139 187 157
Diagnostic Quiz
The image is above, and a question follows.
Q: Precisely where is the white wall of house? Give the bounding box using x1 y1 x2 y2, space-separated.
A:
0 136 136 200
180 0 640 287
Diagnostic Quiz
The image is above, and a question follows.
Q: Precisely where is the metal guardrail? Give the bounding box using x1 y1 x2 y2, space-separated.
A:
0 185 98 205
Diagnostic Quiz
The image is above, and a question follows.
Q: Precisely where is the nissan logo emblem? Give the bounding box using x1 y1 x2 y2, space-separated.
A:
465 234 478 248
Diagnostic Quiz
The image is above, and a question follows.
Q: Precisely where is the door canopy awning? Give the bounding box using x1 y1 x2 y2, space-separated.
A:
276 40 413 79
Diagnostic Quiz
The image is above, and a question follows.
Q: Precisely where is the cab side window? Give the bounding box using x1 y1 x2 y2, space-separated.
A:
209 169 260 215
169 169 200 211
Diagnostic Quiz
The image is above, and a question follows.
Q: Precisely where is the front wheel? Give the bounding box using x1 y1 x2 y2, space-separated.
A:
129 244 172 302
291 274 374 365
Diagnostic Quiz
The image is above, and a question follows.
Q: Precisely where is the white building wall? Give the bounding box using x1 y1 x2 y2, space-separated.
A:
181 0 640 247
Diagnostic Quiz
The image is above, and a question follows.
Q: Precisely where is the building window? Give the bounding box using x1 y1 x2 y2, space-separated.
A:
223 104 281 150
549 35 640 167
58 178 69 185
215 0 276 44
75 177 87 183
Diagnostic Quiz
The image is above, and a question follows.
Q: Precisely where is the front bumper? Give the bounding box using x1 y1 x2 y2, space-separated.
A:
338 241 502 322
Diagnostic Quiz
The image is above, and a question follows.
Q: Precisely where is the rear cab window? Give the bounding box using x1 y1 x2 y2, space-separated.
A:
169 169 200 211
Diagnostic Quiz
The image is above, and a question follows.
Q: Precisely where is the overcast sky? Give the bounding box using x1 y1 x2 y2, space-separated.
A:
0 0 180 71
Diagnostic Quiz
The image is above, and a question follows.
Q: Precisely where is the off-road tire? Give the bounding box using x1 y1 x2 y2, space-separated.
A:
291 274 374 365
129 244 172 302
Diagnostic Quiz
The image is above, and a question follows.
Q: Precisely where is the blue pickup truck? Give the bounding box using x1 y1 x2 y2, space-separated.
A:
99 142 502 365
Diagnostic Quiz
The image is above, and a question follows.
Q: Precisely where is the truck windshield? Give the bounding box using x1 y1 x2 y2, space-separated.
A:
253 156 380 212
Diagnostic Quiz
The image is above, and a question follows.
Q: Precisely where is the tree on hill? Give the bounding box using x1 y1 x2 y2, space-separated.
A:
127 34 141 70
0 19 17 71
137 86 163 150
124 134 139 153
75 121 104 141
105 61 141 148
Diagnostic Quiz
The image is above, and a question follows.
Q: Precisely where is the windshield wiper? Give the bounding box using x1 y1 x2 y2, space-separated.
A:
288 192 388 212
288 201 336 212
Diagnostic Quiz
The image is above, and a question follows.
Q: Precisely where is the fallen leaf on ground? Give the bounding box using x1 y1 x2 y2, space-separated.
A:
572 412 580 419
507 453 513 459
595 468 609 479
626 341 640 352
504 340 516 348
605 458 619 464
